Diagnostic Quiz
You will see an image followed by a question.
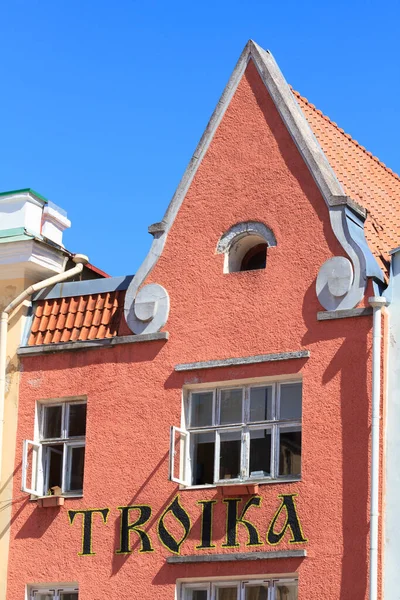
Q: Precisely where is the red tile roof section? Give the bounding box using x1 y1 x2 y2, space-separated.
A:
293 90 400 274
28 291 130 346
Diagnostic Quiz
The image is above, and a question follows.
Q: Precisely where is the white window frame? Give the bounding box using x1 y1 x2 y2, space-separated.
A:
22 398 87 497
169 381 301 488
28 584 79 600
180 577 298 599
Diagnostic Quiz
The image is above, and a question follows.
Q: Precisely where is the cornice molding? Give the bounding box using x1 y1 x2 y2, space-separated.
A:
0 239 66 280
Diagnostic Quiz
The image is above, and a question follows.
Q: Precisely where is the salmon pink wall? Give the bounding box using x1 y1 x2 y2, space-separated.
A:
7 60 373 599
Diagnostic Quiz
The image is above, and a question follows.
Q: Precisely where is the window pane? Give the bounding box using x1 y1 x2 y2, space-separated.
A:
60 594 78 600
250 387 272 422
33 594 54 600
276 582 297 600
46 445 64 492
249 429 271 477
43 405 62 439
185 590 208 600
279 427 301 476
192 432 215 485
220 389 242 425
68 403 87 437
219 431 241 480
67 446 85 491
279 383 302 420
216 587 238 600
245 585 269 600
190 392 214 427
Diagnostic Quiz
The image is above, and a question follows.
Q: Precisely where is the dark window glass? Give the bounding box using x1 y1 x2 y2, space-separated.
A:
219 431 241 480
216 588 238 600
276 583 297 600
220 389 242 424
192 433 215 485
245 585 269 600
43 405 62 439
240 244 267 271
68 446 85 491
190 392 213 427
249 429 271 477
280 383 302 420
47 445 63 490
279 428 301 476
249 386 272 422
192 592 208 600
68 404 87 437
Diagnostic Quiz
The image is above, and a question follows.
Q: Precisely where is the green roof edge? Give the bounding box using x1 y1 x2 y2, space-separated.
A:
0 188 48 204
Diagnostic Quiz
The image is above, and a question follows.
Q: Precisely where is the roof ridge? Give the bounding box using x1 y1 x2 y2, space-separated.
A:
291 88 400 184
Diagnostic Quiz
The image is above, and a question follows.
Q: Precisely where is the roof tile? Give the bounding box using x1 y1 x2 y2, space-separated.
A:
88 325 98 340
56 313 67 330
60 298 70 315
79 327 89 341
61 328 71 343
83 310 94 328
38 316 49 332
50 299 61 316
52 330 62 344
65 312 77 329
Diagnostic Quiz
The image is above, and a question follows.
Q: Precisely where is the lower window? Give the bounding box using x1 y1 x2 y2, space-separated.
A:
28 585 78 600
22 399 87 497
181 579 297 600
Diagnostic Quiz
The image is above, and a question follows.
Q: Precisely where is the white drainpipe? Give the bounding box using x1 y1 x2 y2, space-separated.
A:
0 253 89 481
369 296 387 600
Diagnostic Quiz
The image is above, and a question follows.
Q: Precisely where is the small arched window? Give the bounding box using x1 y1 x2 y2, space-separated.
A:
240 243 268 271
217 221 276 274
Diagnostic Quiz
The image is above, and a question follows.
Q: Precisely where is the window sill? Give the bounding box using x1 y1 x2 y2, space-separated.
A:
18 331 169 356
180 477 301 492
217 483 259 496
36 496 65 508
30 493 83 504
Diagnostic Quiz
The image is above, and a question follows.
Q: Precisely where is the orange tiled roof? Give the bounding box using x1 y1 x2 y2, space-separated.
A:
293 90 400 273
28 291 127 346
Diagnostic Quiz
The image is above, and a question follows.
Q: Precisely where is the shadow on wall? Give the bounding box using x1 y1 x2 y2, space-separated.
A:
151 556 306 586
0 463 29 541
15 501 60 539
302 280 371 600
20 338 168 376
111 450 200 577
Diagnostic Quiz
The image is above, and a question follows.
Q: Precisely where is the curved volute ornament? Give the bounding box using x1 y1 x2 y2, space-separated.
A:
124 222 170 335
316 205 384 311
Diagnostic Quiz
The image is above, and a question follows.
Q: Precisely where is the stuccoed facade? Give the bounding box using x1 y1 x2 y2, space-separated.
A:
4 41 400 600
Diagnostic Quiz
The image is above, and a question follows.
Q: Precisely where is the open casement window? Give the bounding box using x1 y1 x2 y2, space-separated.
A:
169 426 190 485
170 382 302 487
22 440 43 496
180 579 297 600
22 400 86 497
29 586 79 600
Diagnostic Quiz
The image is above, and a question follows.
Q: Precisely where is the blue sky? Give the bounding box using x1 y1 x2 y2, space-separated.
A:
0 1 399 276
